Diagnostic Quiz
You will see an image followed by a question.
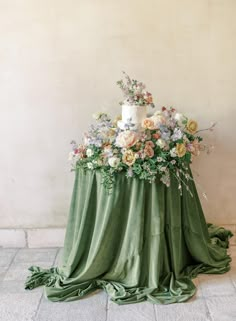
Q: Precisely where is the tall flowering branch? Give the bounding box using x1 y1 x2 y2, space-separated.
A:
117 72 155 108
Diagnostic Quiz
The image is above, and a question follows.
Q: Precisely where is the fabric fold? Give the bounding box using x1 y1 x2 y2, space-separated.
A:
25 168 233 304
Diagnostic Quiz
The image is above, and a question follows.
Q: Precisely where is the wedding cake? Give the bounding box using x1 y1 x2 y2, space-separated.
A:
117 104 147 130
117 72 154 130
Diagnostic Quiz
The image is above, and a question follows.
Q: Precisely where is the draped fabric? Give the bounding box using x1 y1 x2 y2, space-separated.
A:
25 168 233 304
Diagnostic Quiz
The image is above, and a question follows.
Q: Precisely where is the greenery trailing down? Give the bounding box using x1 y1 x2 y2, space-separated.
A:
69 106 215 195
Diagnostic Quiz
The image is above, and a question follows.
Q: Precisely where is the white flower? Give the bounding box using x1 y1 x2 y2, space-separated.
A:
87 162 94 169
92 112 108 120
157 157 163 162
170 147 177 157
108 157 120 168
154 110 162 116
174 113 185 126
156 139 166 149
171 160 176 165
160 166 167 172
86 148 94 157
68 152 74 161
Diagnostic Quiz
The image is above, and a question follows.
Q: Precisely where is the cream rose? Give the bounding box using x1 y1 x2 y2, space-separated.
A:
122 150 136 166
186 119 198 134
174 113 185 126
156 138 167 149
142 118 155 130
176 143 186 158
116 130 138 148
108 157 120 168
151 115 166 126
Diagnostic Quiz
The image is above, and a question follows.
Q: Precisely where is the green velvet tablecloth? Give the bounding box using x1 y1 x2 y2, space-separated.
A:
25 168 233 304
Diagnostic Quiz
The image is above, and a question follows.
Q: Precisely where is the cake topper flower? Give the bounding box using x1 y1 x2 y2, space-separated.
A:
117 72 155 108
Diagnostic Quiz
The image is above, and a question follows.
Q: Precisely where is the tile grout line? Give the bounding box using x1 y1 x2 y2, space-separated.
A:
32 247 60 321
202 293 214 321
198 277 215 321
104 291 109 321
153 303 158 321
0 248 21 283
24 229 29 248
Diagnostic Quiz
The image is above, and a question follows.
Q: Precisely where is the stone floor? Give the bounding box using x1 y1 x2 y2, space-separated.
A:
0 246 235 321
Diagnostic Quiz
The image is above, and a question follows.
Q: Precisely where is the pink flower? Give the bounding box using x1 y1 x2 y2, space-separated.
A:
116 130 138 148
144 145 154 158
145 140 155 148
187 139 200 156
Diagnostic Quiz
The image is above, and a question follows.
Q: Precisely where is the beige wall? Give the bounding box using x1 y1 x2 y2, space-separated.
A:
0 0 235 229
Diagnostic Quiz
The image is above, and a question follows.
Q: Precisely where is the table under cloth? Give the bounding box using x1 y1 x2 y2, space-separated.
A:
25 167 233 304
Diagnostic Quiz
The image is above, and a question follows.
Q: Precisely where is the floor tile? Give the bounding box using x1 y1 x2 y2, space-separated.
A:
154 299 209 321
13 248 58 263
35 290 107 321
4 261 54 281
0 267 8 280
108 301 156 321
0 280 43 294
206 296 236 321
0 292 42 321
198 273 236 297
0 248 18 267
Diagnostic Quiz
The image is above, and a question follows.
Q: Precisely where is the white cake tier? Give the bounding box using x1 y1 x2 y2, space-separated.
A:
117 104 147 130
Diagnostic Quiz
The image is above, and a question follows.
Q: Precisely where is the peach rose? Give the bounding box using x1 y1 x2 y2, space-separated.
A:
146 96 153 104
186 119 198 135
144 145 154 158
116 130 138 148
142 118 155 130
176 143 187 158
145 140 155 148
122 149 136 166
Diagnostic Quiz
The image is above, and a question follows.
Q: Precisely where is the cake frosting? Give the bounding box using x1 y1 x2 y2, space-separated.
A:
117 104 147 130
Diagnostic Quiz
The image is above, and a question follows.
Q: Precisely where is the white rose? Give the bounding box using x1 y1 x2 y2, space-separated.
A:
151 115 166 126
87 162 94 169
108 157 120 168
170 147 177 157
86 148 94 157
174 113 185 126
156 139 166 149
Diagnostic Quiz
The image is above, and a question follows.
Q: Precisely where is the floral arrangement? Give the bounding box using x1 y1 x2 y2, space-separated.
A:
69 107 215 195
117 72 155 108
